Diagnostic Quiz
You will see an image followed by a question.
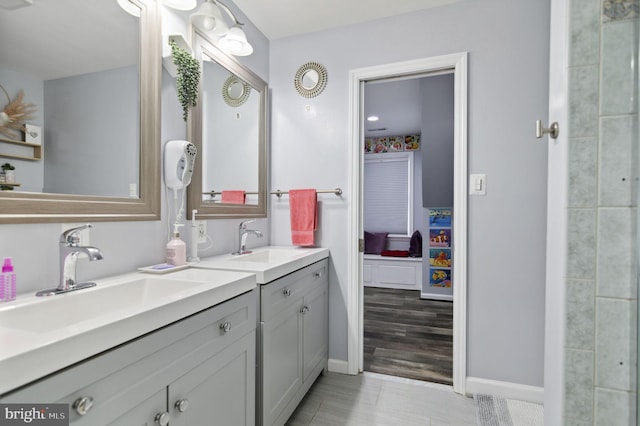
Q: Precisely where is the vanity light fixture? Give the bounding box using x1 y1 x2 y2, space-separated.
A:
163 0 197 10
117 0 141 17
190 0 254 56
120 0 196 15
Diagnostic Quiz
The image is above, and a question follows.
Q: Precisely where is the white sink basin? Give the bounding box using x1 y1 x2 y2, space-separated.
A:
0 277 206 333
196 246 329 284
0 268 256 394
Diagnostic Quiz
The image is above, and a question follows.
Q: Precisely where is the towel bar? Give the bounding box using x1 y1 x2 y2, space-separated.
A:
271 188 342 198
203 188 343 198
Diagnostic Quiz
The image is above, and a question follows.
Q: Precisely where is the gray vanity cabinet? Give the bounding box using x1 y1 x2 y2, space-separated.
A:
0 289 257 426
259 259 328 426
169 330 256 425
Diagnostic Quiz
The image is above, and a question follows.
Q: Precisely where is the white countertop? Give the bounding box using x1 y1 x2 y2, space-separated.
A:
195 246 330 284
0 268 256 395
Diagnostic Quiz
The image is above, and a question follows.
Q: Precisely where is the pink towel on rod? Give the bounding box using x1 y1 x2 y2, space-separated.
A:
289 189 317 246
221 190 246 204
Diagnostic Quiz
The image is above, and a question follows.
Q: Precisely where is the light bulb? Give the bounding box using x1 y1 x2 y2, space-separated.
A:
203 16 216 31
227 40 242 53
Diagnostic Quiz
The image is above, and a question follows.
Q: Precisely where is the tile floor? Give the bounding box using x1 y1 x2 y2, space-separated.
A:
285 371 476 426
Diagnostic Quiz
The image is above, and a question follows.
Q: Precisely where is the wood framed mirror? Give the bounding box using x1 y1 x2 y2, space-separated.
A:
187 28 268 219
0 0 161 223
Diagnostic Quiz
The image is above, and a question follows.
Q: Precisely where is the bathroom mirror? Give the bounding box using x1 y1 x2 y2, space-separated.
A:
187 29 268 219
0 0 161 223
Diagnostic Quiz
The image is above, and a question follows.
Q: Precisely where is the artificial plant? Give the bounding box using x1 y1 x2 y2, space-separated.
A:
0 85 36 139
170 39 200 122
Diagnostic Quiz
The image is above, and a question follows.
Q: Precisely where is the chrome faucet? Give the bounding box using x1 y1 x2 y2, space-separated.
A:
233 220 263 255
36 224 104 296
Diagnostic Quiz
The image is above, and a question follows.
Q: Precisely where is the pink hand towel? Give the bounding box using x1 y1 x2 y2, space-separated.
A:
221 190 246 204
289 189 317 246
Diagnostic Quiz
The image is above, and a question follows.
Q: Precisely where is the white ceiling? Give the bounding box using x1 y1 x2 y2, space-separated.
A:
231 0 464 40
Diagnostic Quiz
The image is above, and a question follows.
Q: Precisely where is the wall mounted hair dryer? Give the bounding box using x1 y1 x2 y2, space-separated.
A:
164 140 197 197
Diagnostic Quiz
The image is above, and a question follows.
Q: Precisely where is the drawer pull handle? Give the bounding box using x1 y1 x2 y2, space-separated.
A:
283 288 292 297
300 305 310 314
220 322 232 333
73 396 94 416
155 411 170 426
175 398 189 413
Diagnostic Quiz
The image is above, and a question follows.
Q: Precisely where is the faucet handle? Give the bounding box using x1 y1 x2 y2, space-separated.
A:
61 224 92 245
240 219 256 229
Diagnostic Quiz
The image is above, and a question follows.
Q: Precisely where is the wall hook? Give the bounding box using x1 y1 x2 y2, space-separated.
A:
536 119 559 139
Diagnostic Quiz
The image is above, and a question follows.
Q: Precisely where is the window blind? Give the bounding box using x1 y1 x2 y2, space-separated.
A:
364 154 412 235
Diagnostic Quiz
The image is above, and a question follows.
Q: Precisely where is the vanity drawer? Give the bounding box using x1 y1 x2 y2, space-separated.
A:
260 259 328 322
1 289 257 424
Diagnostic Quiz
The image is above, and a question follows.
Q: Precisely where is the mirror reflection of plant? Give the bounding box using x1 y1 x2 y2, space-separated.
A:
2 163 15 171
170 40 200 122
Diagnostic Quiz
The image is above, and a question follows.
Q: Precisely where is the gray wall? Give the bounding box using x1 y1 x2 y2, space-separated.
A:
422 74 454 209
269 0 550 386
43 66 139 196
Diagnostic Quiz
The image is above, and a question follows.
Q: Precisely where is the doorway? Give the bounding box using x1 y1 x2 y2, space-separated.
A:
345 52 468 394
361 73 455 385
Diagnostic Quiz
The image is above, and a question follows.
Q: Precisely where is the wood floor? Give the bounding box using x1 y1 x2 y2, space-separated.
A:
363 287 453 385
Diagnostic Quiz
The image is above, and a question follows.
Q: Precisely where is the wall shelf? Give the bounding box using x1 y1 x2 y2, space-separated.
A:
0 137 42 161
0 183 21 191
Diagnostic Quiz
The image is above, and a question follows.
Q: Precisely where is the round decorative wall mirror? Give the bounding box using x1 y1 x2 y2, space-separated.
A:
294 62 328 98
222 75 251 107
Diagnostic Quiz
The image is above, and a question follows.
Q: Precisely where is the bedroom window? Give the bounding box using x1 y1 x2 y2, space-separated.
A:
363 151 414 237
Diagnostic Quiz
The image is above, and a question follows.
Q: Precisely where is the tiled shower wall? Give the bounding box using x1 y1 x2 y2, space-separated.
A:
565 0 639 424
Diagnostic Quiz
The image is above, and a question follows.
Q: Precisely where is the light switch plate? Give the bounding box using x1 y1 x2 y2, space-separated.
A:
469 174 486 196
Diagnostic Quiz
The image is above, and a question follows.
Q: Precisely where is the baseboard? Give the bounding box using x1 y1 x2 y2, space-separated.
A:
466 377 544 404
328 358 350 375
420 292 453 301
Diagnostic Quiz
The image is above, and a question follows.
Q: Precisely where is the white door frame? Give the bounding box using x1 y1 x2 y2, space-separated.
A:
346 52 468 394
544 0 569 422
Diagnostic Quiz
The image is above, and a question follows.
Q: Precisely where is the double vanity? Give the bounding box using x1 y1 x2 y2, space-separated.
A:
0 246 329 426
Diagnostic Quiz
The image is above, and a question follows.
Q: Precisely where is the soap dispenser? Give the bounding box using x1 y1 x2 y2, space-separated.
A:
166 224 187 266
0 257 16 302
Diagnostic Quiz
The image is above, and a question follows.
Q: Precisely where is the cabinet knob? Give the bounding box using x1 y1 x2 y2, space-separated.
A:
155 411 170 426
73 396 94 416
300 305 310 314
175 398 189 413
314 271 322 278
283 288 291 297
220 321 232 333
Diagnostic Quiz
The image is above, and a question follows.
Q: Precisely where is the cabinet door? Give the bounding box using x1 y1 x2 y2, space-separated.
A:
169 330 256 426
302 280 328 382
106 389 167 426
261 298 303 426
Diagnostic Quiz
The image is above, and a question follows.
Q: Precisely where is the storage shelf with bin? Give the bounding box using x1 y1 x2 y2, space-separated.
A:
0 137 42 161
